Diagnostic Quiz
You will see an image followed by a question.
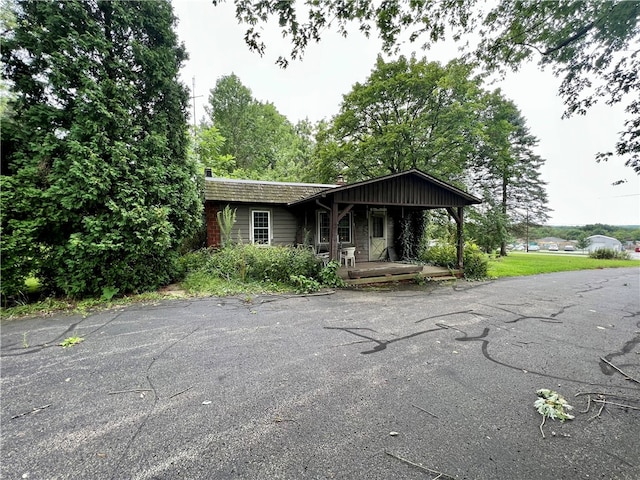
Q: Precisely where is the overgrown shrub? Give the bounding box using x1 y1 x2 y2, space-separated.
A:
463 243 489 279
589 248 630 260
420 242 488 279
175 249 211 281
421 243 458 268
318 260 345 288
289 274 321 293
182 244 323 290
241 245 319 283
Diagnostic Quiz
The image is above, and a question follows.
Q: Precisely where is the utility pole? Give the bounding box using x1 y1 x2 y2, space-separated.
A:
525 207 529 253
190 76 203 131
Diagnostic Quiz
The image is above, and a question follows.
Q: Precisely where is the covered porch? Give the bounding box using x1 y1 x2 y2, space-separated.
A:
291 169 482 271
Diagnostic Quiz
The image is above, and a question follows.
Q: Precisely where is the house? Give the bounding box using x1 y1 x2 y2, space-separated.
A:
204 169 482 268
586 235 623 253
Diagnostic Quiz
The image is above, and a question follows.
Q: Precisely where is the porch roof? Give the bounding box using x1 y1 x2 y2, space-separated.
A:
288 169 482 208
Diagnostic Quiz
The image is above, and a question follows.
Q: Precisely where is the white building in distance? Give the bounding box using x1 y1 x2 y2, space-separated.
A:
586 235 623 253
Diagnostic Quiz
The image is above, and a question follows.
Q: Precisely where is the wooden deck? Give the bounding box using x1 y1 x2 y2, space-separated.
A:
337 261 461 285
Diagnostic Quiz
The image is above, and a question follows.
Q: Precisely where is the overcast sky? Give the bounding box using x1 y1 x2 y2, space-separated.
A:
172 0 640 227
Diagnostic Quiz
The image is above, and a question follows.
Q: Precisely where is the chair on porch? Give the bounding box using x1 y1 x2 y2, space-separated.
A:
315 244 330 267
340 247 356 267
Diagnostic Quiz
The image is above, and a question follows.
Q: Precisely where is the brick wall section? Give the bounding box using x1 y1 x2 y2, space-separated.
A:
205 202 221 248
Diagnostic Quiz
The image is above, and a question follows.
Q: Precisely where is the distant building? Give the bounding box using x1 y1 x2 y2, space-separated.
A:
537 237 566 250
586 235 623 253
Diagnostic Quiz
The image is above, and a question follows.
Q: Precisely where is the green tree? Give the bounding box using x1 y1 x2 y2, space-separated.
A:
0 0 16 121
308 119 345 184
328 55 484 182
207 73 255 170
576 235 590 252
207 73 312 181
471 92 550 255
1 0 201 298
249 101 297 173
272 118 316 182
218 0 639 173
192 123 236 175
466 194 509 254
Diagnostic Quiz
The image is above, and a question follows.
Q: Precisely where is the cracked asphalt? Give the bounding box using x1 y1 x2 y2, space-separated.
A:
1 267 639 480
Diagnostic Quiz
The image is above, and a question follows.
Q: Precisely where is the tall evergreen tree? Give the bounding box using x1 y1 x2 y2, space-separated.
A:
470 92 550 254
1 0 201 298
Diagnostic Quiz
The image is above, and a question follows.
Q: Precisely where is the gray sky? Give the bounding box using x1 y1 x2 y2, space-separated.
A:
173 0 640 227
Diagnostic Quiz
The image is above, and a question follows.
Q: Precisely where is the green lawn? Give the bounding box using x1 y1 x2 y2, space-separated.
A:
488 252 639 278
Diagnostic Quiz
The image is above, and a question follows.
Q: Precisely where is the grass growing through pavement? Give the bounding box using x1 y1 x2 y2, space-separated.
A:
488 252 639 278
59 335 84 348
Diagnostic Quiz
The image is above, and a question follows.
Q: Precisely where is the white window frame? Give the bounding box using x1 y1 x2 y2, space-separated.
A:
250 209 271 245
317 210 352 245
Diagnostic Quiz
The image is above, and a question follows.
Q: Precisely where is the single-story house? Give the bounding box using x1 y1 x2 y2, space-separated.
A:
204 169 482 268
586 235 623 253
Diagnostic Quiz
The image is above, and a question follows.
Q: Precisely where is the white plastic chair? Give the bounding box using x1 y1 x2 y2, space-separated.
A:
340 247 356 267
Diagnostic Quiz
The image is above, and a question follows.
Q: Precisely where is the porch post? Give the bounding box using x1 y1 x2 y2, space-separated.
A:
329 201 339 261
456 206 464 270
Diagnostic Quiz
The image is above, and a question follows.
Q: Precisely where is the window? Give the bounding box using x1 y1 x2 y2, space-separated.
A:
318 211 352 244
372 215 384 238
251 210 271 245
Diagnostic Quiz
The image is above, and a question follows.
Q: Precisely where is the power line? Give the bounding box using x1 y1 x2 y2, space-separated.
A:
598 193 640 199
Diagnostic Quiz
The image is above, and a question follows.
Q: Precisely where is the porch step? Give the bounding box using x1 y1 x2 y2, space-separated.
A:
348 264 423 279
344 271 460 285
426 275 459 282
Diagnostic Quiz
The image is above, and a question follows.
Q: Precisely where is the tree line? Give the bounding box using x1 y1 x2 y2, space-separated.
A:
1 0 637 300
530 224 640 244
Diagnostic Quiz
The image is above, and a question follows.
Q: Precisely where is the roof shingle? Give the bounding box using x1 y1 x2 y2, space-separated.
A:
204 178 335 204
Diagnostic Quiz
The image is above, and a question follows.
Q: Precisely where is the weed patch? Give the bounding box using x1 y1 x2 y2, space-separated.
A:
60 335 84 348
179 245 332 296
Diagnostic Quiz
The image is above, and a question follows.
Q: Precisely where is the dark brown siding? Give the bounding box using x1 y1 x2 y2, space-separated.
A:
333 176 469 207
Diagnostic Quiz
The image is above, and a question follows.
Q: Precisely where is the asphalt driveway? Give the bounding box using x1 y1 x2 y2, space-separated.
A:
1 267 639 479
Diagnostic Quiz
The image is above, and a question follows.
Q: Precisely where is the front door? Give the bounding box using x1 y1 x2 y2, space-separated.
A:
369 210 387 260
